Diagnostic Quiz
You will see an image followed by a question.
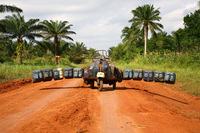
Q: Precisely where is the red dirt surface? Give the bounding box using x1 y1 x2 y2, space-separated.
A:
0 78 199 133
0 78 32 94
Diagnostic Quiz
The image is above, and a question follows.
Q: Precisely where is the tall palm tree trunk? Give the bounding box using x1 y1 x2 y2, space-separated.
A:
54 36 58 65
47 49 51 55
18 48 23 64
18 37 23 64
144 24 148 56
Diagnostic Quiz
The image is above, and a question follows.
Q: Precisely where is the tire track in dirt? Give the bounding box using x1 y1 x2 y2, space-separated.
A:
98 86 135 133
0 79 83 133
16 80 100 133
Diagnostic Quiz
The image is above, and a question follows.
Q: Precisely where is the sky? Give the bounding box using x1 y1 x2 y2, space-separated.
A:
0 0 199 50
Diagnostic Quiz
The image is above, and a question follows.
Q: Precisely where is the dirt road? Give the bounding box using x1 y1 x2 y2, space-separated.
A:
0 78 200 133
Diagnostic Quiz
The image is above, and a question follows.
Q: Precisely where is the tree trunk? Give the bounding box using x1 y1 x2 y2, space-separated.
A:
178 42 181 53
144 24 148 56
54 36 58 65
47 49 50 55
23 47 29 60
18 37 23 64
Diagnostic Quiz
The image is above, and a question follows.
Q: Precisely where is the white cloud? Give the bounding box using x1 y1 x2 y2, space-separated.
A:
0 0 199 50
160 1 198 33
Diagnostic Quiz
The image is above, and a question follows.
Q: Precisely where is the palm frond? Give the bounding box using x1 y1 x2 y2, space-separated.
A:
0 4 23 13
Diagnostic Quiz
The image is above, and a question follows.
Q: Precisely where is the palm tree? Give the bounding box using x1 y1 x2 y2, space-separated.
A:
129 4 163 56
0 13 42 63
40 20 76 65
0 5 23 31
36 40 70 56
88 48 98 59
0 4 23 13
69 42 87 64
121 25 140 45
121 26 132 43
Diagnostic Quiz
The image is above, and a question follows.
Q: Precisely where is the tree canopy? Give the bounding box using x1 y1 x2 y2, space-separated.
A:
39 20 76 65
0 13 42 63
0 4 23 13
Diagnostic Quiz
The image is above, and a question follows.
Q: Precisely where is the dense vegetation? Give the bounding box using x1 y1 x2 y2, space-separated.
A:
109 6 199 61
0 5 91 64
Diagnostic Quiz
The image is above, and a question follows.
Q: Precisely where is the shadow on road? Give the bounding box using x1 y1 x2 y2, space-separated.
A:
143 89 188 104
41 85 188 105
40 86 88 90
101 87 188 105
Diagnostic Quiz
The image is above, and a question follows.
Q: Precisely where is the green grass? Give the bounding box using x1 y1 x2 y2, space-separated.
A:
0 57 88 83
114 53 200 97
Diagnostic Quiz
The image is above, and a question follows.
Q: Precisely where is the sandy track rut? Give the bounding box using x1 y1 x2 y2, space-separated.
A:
0 78 200 133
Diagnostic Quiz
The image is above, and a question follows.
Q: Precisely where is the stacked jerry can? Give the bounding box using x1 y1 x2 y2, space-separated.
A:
42 69 53 81
164 72 176 84
143 70 154 82
133 69 143 80
123 69 133 79
32 67 176 84
154 71 165 82
32 67 83 83
122 69 176 84
53 68 64 80
63 67 73 78
73 68 83 78
32 70 43 83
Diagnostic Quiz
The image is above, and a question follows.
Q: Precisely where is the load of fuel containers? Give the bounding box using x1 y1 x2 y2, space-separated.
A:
32 68 83 83
123 69 176 84
32 67 175 84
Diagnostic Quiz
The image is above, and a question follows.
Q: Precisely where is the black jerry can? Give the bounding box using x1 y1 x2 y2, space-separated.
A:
154 71 165 82
133 69 143 80
32 70 43 83
143 70 154 82
164 72 176 84
73 68 83 78
42 69 53 81
123 69 133 79
64 67 73 78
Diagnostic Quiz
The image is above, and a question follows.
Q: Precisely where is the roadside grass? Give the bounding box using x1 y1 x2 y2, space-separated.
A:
0 57 88 83
114 54 200 97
